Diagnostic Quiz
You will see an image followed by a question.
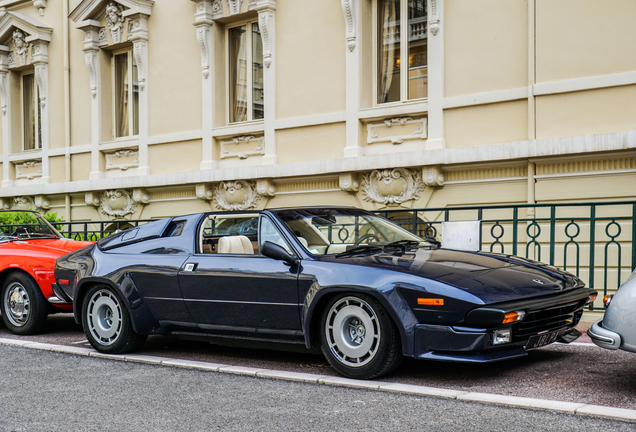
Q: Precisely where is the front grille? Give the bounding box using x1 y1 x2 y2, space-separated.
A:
512 299 586 341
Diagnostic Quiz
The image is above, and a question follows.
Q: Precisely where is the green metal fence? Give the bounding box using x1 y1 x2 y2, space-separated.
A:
378 201 636 311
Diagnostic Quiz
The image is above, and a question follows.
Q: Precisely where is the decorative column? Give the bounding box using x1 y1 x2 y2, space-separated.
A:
253 0 277 165
426 0 444 150
341 0 360 157
31 40 50 183
0 46 11 187
79 20 103 180
192 0 216 171
127 12 151 176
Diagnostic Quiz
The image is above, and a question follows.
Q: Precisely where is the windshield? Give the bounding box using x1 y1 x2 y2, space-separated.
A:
273 208 428 255
0 211 62 241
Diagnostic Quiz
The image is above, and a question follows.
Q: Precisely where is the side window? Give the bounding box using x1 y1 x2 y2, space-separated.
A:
259 216 292 255
199 215 259 254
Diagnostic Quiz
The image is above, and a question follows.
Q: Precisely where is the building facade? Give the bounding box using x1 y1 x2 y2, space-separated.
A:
0 0 633 227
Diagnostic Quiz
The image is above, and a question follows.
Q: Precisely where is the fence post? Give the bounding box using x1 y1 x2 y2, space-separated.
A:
512 207 518 256
549 206 556 266
589 205 596 295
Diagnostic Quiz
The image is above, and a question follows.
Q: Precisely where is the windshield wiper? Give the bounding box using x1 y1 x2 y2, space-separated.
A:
336 245 383 257
19 233 59 239
0 236 21 243
383 240 423 251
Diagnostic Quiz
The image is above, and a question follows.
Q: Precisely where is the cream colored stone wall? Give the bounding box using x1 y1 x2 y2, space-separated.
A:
0 0 631 245
445 0 528 97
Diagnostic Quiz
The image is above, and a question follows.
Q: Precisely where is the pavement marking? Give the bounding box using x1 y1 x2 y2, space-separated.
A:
1 337 634 423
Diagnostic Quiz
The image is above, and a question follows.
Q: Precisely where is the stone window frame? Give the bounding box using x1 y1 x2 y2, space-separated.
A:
70 0 153 180
0 11 51 187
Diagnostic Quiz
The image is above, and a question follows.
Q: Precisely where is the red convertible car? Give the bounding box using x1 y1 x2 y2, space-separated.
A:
0 211 92 334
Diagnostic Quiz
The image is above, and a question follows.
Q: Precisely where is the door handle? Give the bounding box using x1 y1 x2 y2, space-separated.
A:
184 263 197 272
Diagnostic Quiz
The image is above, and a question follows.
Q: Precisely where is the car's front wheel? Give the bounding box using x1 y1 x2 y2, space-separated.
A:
0 272 48 335
320 294 403 379
82 285 146 354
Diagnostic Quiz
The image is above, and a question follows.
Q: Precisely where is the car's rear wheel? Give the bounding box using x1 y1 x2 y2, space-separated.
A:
320 294 403 379
0 272 48 335
82 285 146 354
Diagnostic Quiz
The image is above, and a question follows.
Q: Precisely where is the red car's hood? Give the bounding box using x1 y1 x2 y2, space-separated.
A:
0 238 94 257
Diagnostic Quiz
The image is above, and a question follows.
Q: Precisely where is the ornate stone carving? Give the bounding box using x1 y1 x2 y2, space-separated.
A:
132 188 149 204
429 0 439 36
13 196 35 209
220 135 264 159
105 2 125 44
0 72 7 115
105 149 140 171
34 195 49 210
34 63 47 107
361 168 424 205
7 51 14 67
85 191 101 207
133 41 146 90
0 198 12 210
100 189 138 217
258 9 273 67
367 117 427 145
33 0 47 17
214 180 261 211
339 173 361 192
12 29 29 66
212 0 223 13
341 0 355 52
85 51 97 98
423 166 444 187
196 26 210 79
256 179 275 197
98 28 107 44
16 160 43 180
195 183 214 201
228 0 242 15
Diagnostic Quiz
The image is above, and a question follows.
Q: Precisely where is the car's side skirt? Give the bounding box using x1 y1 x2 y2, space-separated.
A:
159 320 305 344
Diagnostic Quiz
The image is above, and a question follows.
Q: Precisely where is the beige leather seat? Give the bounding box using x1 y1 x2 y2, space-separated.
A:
217 235 254 254
297 237 309 248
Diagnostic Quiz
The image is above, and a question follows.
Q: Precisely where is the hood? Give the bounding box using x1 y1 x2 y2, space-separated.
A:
322 247 583 303
0 238 94 259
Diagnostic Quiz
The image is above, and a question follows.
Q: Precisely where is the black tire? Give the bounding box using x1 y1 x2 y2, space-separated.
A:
0 272 48 335
320 293 403 379
82 284 147 354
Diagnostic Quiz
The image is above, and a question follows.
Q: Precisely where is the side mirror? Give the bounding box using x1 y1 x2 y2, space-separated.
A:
261 241 298 266
426 236 441 248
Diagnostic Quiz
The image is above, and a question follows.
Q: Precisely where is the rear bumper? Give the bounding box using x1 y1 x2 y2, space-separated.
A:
412 323 580 363
588 319 622 350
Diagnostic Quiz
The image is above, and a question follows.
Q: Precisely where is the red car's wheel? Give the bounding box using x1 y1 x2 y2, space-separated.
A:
1 272 48 335
82 285 146 354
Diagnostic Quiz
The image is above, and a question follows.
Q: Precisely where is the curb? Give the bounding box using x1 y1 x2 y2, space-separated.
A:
2 337 635 423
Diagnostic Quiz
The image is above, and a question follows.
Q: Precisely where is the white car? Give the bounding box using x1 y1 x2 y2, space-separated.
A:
588 269 636 352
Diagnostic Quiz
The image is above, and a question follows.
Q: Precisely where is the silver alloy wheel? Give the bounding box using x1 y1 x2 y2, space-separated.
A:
3 282 30 327
325 296 380 367
86 289 122 346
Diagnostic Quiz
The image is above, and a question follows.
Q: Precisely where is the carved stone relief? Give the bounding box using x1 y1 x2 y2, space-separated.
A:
12 29 29 66
100 189 138 217
212 0 223 14
105 2 125 44
196 26 210 79
228 0 242 15
361 168 424 205
339 173 360 192
220 135 264 159
256 178 275 197
105 149 140 171
33 0 47 17
341 0 356 52
16 160 43 180
0 72 7 115
214 180 261 211
195 183 214 201
13 196 35 210
429 0 439 36
258 9 273 67
85 51 98 98
367 117 427 145
85 191 101 207
423 166 444 187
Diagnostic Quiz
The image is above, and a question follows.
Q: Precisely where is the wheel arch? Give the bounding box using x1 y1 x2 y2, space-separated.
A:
304 286 409 356
74 277 159 335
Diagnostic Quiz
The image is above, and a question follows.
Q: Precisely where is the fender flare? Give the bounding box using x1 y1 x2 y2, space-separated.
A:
74 275 160 335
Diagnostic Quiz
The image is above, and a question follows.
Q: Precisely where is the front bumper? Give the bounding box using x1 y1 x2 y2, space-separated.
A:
587 319 622 350
412 323 581 362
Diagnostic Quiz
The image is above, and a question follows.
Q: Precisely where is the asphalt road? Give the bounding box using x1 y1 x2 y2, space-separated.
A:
1 315 635 411
1 345 635 432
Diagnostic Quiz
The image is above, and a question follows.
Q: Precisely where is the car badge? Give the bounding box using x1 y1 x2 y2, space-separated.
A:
532 278 544 284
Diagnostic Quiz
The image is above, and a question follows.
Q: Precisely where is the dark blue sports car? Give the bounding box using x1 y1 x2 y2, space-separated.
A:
54 207 596 379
